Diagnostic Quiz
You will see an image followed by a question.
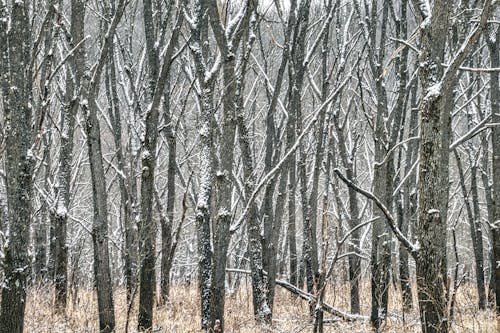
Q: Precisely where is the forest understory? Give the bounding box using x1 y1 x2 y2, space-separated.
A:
25 282 498 333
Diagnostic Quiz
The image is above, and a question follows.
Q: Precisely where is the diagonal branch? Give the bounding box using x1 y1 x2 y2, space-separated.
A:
333 168 419 257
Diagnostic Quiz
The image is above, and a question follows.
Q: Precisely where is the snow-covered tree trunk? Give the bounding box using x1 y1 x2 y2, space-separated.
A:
415 0 453 329
400 84 419 313
191 1 216 329
210 23 238 333
0 1 34 332
414 0 497 331
235 9 271 324
138 1 184 329
34 0 57 283
137 0 159 329
51 0 85 311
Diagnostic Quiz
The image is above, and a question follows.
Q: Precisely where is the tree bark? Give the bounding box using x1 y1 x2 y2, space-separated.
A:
486 24 500 314
454 149 487 310
0 2 34 332
368 1 391 328
191 2 216 328
52 0 85 311
80 1 128 331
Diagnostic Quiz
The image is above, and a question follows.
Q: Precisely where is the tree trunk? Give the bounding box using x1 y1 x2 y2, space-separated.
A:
260 0 297 311
159 94 176 303
84 97 116 333
52 0 85 311
486 24 500 314
369 1 391 328
138 2 184 328
0 2 34 332
400 83 418 312
209 48 238 333
455 150 487 310
80 2 129 330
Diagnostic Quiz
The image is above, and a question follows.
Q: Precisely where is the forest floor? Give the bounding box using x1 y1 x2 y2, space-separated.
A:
25 281 498 332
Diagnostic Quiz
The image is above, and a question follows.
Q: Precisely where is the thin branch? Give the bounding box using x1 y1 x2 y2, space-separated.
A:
333 168 419 256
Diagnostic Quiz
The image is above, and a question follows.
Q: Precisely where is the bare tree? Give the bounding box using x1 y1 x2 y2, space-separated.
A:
51 0 86 311
138 0 184 329
412 0 498 331
79 1 128 331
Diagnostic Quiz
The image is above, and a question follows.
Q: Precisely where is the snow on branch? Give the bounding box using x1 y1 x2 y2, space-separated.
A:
412 0 431 19
333 168 419 256
229 75 352 233
449 113 492 150
225 268 367 322
442 0 499 88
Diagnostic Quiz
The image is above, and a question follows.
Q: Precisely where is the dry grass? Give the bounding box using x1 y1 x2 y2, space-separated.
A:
24 281 499 332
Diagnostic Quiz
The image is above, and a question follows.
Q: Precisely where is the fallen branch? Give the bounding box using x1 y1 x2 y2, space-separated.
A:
274 279 368 322
225 268 367 322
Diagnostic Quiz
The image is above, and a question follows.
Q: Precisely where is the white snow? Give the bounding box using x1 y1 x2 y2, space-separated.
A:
425 82 442 101
56 203 68 218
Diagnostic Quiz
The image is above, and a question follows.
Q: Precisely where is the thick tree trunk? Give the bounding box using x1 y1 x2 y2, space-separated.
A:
190 1 216 329
414 1 452 332
137 2 159 327
210 55 238 332
195 88 215 330
0 2 34 332
138 3 183 328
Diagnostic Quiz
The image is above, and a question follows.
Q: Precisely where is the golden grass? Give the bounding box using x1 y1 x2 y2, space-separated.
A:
24 281 499 332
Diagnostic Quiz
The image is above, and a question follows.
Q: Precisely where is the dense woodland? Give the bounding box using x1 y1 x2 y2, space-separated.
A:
0 0 499 332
